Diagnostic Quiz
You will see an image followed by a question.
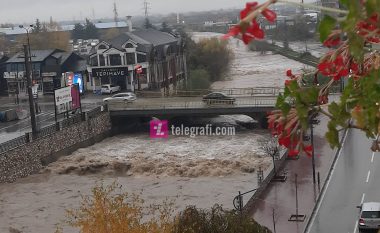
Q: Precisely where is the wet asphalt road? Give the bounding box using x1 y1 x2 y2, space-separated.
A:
308 129 380 233
0 100 102 144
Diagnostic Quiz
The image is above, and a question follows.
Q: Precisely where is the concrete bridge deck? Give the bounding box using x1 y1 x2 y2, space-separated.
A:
107 96 277 118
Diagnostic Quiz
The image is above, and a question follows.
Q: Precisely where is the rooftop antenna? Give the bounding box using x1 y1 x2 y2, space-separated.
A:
113 1 119 27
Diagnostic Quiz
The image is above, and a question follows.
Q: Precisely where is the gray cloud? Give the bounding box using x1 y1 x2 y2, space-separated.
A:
0 0 254 23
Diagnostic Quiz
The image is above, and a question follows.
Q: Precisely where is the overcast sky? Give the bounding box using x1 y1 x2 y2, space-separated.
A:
0 0 267 24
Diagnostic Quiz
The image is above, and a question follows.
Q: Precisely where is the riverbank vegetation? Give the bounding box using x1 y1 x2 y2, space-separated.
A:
179 30 233 90
56 182 270 233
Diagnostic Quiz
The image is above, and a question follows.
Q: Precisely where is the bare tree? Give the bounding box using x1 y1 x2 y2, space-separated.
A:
260 137 281 174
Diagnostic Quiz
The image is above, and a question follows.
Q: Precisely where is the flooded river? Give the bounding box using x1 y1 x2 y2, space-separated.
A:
0 32 309 233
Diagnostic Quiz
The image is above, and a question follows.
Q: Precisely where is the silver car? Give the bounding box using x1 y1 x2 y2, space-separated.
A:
103 93 137 103
358 202 380 232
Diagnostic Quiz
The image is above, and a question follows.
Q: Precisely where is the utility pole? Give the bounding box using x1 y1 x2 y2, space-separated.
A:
143 0 150 18
23 45 37 137
113 2 119 27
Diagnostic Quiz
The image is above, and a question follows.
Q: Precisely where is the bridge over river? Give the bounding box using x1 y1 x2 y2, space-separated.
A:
107 87 281 127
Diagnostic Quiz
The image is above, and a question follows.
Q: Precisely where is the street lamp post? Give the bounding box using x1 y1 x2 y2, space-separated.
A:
19 25 37 137
19 25 39 114
310 113 319 184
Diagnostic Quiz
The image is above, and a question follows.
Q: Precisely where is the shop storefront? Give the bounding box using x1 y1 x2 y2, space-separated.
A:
91 67 128 92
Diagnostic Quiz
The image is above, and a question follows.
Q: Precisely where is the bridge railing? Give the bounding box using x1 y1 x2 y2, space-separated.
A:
108 97 277 111
137 87 283 98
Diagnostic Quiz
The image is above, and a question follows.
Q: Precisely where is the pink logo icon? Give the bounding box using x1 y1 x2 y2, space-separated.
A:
150 120 168 138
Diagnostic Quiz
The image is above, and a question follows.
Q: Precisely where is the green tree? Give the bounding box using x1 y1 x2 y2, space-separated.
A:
160 22 171 33
84 18 99 39
72 23 85 40
32 18 42 33
187 69 211 90
189 37 232 82
144 18 155 29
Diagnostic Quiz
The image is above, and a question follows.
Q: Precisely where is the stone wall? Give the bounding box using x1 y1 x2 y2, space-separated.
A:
0 112 111 183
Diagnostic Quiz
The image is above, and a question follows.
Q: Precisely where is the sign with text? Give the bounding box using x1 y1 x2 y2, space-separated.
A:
55 86 72 114
54 85 81 115
92 67 128 78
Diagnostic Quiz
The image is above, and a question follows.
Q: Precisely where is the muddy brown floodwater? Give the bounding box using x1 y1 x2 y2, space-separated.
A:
0 32 309 233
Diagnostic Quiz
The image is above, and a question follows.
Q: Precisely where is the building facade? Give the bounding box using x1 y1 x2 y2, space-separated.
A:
4 49 87 95
0 55 8 95
88 28 187 93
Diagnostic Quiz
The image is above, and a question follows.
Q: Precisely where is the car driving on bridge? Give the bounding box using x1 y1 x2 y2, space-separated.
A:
358 202 380 232
103 92 137 103
202 92 236 105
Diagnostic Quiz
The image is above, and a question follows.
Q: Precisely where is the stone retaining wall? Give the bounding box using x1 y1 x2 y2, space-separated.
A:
0 112 111 183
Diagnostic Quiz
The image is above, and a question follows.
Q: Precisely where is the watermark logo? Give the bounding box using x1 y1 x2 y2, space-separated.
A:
171 124 235 138
150 120 168 138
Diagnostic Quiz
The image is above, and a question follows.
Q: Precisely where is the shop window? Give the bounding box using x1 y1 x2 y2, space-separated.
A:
137 54 146 63
99 55 105 66
109 54 122 66
91 56 98 66
126 53 135 64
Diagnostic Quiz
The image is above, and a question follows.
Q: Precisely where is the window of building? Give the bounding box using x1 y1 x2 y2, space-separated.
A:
109 54 122 66
90 56 98 66
98 44 108 50
11 64 17 71
99 55 105 66
17 63 25 71
137 54 146 63
126 53 135 64
32 63 40 70
125 43 134 48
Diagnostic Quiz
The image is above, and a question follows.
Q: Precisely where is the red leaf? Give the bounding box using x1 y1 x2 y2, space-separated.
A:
242 33 255 44
286 69 293 77
285 80 292 86
247 24 264 39
304 145 313 152
246 2 258 10
279 136 291 147
261 9 276 23
288 150 299 157
222 26 241 39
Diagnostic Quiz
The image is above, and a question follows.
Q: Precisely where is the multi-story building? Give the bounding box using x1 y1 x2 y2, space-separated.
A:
0 55 9 95
4 49 87 95
88 22 187 93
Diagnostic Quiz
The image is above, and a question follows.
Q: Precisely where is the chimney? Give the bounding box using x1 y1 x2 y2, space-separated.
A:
126 16 132 32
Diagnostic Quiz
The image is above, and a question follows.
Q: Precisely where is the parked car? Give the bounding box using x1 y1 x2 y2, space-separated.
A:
358 202 380 232
202 92 236 105
101 84 121 94
103 93 137 103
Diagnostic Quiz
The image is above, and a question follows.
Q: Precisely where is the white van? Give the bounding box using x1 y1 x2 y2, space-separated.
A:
101 84 121 94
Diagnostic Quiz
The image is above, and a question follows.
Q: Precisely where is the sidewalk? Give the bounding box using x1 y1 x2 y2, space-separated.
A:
250 113 339 233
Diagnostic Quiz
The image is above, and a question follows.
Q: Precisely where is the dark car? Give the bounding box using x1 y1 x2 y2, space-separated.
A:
202 92 236 105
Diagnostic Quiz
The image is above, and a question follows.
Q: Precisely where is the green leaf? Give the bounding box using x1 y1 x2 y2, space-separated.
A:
319 15 337 43
339 0 348 7
328 102 340 117
348 32 365 61
282 102 291 116
326 122 340 149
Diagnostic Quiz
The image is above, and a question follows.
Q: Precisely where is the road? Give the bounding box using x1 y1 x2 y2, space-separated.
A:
0 100 102 144
307 129 380 233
